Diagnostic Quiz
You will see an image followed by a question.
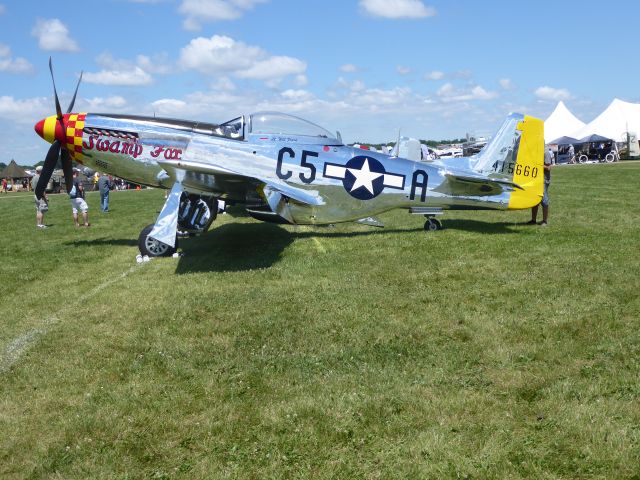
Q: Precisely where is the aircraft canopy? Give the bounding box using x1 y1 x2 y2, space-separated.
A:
249 112 338 142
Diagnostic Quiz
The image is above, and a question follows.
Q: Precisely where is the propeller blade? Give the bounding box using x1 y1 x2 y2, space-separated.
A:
61 148 74 194
48 57 63 120
66 71 83 114
35 140 61 200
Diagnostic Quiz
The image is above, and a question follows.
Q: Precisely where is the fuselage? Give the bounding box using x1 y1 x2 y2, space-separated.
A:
34 112 524 225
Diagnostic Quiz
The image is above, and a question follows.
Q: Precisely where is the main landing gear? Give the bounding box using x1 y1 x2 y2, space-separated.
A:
138 224 177 257
138 193 218 257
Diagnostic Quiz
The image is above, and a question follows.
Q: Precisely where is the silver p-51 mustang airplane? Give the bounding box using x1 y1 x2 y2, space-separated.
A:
34 60 544 257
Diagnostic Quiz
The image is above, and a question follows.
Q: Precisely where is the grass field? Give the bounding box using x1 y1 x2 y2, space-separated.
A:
1 162 639 479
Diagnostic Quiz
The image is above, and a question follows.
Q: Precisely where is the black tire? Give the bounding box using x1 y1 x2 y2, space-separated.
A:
138 224 177 257
424 219 439 231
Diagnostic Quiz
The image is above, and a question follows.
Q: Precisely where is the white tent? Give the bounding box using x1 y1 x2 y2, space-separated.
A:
544 101 586 143
571 98 640 141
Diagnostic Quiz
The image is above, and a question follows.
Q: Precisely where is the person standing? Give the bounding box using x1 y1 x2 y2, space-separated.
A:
98 173 112 212
69 171 90 227
31 166 48 228
528 146 553 226
568 143 575 164
1 177 7 193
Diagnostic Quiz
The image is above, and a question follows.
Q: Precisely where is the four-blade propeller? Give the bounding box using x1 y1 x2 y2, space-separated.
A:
34 58 83 200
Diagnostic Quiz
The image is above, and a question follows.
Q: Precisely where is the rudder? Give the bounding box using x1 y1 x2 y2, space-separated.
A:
507 115 544 210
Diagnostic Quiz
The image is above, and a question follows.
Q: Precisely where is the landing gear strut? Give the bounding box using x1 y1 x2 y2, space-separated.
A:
138 189 219 257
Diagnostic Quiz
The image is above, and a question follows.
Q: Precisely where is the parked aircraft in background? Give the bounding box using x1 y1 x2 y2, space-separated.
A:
34 60 545 257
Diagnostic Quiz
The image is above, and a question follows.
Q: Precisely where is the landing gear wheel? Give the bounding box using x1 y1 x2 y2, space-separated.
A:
138 224 177 257
424 218 442 231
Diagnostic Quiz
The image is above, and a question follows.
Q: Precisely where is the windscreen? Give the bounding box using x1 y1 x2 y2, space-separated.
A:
250 112 336 140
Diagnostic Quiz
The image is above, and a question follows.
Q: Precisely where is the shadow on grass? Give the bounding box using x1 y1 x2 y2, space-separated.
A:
174 222 429 273
62 218 519 273
175 223 293 273
440 219 520 234
64 237 139 247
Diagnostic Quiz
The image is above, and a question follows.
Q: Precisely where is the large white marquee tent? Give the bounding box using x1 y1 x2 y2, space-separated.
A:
544 101 585 143
571 99 640 141
545 98 640 143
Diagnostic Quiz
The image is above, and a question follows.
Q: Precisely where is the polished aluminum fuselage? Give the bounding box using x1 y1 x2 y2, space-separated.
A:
75 113 513 225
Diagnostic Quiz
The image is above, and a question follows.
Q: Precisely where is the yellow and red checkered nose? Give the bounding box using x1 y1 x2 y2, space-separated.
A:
34 115 65 144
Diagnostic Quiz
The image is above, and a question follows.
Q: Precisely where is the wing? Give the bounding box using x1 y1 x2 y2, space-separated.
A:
156 157 324 207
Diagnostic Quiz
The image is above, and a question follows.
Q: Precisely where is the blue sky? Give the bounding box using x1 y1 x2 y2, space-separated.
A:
1 0 639 165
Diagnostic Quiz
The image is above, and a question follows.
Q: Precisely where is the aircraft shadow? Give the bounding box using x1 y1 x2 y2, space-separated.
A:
174 222 423 274
62 220 517 274
175 223 294 273
64 237 139 247
439 219 520 234
175 219 521 273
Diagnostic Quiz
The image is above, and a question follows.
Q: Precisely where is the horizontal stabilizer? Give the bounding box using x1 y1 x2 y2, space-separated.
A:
433 174 520 197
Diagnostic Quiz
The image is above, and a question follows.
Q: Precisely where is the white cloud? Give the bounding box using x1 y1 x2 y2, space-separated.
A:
211 77 236 91
0 44 34 74
179 35 306 82
437 83 497 102
31 18 79 52
499 78 514 90
84 68 152 86
425 70 444 80
359 0 436 19
83 53 155 86
236 56 306 80
150 90 247 117
180 35 262 73
535 86 571 101
340 64 359 73
396 65 412 75
350 80 366 92
82 96 128 110
293 74 308 87
179 0 267 30
0 96 49 123
136 54 173 75
150 98 188 115
280 89 314 102
132 75 513 145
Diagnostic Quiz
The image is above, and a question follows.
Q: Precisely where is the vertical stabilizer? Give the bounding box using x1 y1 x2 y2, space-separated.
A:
471 113 544 209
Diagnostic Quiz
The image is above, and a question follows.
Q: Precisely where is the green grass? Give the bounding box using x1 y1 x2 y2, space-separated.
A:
1 163 639 479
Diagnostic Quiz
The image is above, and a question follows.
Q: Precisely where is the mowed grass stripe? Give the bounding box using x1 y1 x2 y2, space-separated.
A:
0 265 138 374
0 162 639 478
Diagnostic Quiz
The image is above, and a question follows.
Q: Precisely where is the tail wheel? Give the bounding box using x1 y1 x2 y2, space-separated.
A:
138 224 177 257
424 218 442 231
